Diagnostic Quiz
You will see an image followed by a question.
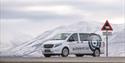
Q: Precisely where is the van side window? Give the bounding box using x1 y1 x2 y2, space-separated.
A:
68 33 78 42
89 35 102 41
79 33 89 41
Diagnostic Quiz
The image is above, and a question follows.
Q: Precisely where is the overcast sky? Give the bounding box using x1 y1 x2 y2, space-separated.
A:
0 0 125 37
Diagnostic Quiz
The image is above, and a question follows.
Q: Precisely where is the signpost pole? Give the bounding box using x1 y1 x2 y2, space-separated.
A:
101 20 113 57
106 30 108 57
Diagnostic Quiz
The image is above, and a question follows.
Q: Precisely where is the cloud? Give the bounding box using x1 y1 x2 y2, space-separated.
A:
1 3 84 21
20 5 75 15
1 0 124 22
0 0 124 37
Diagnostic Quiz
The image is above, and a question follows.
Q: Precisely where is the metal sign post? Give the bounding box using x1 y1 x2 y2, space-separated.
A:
101 20 113 57
106 30 108 57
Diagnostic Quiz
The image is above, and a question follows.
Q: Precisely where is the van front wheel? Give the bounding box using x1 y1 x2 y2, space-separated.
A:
61 48 69 57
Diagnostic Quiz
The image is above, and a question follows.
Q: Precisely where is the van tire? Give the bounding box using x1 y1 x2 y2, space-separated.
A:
61 47 69 57
93 49 100 57
75 54 84 57
44 54 51 57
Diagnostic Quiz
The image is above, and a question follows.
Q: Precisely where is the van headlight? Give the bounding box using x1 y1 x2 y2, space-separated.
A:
54 43 62 47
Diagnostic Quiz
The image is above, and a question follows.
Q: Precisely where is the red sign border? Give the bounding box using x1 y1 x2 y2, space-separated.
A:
101 20 113 31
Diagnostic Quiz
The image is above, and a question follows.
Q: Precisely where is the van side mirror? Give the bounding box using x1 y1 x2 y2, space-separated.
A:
68 37 75 42
68 39 74 42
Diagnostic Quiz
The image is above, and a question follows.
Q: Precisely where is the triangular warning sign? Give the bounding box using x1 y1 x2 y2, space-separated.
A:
101 20 113 31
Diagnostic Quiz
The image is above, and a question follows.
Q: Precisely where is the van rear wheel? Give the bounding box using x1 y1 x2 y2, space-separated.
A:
93 49 100 57
61 48 69 57
75 54 84 57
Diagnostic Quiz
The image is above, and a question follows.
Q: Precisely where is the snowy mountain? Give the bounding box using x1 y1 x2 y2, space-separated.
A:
0 31 33 52
0 21 124 57
108 28 125 56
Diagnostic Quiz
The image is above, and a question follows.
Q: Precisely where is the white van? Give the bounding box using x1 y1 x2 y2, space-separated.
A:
42 33 104 57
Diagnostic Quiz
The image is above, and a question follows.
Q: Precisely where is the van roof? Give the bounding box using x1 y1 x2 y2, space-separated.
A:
60 32 98 35
62 32 96 34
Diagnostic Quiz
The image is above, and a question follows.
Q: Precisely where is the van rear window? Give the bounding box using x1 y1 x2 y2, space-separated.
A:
79 33 89 41
89 35 102 41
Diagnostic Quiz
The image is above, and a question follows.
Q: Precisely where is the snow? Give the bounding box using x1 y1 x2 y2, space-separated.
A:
108 28 125 57
0 21 124 57
0 30 33 52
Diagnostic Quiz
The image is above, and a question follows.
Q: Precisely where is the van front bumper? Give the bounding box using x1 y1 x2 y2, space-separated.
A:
42 47 62 54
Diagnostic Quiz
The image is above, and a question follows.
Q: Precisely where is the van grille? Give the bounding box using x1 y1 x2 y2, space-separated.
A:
44 44 54 48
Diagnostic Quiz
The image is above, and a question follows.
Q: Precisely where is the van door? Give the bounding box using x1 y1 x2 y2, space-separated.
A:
79 33 92 54
67 33 79 54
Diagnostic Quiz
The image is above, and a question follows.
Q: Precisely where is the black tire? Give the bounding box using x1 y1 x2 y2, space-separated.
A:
44 54 51 57
75 54 84 57
61 47 69 57
93 49 100 57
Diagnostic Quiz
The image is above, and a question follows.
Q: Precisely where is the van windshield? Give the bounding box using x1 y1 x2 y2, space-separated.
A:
50 33 71 40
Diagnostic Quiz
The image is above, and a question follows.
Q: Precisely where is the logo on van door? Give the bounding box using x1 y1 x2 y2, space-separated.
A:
88 34 102 51
88 41 101 51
